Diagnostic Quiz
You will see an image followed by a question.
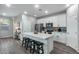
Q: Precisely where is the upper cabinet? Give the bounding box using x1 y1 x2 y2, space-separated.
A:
51 16 58 27
57 14 66 27
37 13 66 27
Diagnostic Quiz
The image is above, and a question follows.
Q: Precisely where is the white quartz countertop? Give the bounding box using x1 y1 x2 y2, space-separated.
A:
22 32 53 39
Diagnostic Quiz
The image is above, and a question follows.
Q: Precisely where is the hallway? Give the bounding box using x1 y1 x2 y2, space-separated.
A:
0 38 78 54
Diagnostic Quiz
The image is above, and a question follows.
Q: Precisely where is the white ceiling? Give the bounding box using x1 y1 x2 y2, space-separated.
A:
0 4 68 17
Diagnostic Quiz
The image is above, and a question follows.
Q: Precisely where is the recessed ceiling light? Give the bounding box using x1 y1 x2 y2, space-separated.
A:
34 15 37 17
66 4 70 7
45 10 48 14
2 13 6 16
34 4 39 8
24 11 27 14
5 4 11 7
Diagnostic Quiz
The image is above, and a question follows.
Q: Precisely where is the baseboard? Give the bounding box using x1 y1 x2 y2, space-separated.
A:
54 41 66 45
65 43 79 53
0 36 13 39
76 50 79 53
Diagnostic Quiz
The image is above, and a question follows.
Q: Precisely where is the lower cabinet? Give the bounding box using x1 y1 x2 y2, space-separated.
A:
53 32 67 44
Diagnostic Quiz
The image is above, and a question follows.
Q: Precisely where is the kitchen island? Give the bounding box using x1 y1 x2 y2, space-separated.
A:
22 32 53 54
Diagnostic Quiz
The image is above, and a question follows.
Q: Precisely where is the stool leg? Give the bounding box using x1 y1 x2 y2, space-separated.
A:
37 47 40 54
41 45 44 54
22 39 24 46
37 45 44 54
25 41 28 50
30 43 35 54
33 45 35 53
30 46 33 53
41 49 44 54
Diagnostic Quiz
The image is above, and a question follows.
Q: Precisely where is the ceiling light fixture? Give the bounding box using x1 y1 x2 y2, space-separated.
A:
34 4 39 8
2 13 6 16
24 11 27 14
5 4 11 7
45 10 48 14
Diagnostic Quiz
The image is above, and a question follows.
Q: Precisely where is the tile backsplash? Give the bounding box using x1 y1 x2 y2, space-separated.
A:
53 27 67 32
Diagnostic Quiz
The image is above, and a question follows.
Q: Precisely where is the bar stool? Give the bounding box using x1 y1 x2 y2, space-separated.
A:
22 37 26 47
25 38 30 50
29 39 35 54
35 41 44 54
22 37 29 49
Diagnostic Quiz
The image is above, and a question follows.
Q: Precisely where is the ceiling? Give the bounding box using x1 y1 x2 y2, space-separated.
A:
0 4 68 17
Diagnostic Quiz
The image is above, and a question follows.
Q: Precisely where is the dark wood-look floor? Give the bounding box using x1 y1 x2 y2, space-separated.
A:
0 38 78 54
50 41 78 54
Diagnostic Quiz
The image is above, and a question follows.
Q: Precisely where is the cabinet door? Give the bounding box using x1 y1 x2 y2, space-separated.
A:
67 16 78 51
54 32 66 44
57 14 66 27
52 16 58 27
59 33 66 44
67 5 78 51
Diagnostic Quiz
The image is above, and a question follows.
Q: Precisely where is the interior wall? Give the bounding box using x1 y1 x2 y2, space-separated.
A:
13 15 21 38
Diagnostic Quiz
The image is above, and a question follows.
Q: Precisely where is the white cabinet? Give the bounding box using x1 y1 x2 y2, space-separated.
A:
54 32 66 44
67 5 78 51
52 16 58 27
37 14 66 27
57 14 66 27
58 33 66 44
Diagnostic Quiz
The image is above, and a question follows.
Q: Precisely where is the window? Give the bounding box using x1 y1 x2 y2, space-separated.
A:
0 18 10 25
